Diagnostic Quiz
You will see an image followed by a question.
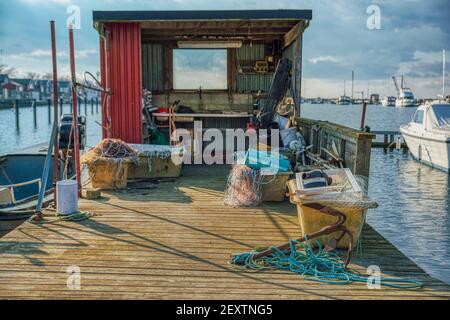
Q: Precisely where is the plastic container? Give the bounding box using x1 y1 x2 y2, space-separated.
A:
127 144 184 179
88 159 130 190
289 168 365 249
56 180 78 215
243 149 290 172
260 169 292 202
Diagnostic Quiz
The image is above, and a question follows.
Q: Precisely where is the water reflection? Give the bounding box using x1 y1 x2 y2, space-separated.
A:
0 104 102 155
368 148 450 283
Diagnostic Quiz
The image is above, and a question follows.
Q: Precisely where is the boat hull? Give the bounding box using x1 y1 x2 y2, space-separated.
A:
400 128 450 172
395 100 416 108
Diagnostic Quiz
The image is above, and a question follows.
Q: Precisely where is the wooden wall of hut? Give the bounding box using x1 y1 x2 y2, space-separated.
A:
140 41 295 112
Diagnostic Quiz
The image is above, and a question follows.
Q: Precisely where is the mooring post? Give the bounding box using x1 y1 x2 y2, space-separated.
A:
14 99 20 129
47 98 51 124
32 99 37 127
359 102 367 130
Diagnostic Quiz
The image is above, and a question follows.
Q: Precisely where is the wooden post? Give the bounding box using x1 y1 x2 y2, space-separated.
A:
14 99 19 129
294 24 303 118
59 97 63 116
360 102 367 130
47 98 51 124
32 99 37 127
84 97 87 115
91 98 94 114
96 97 99 113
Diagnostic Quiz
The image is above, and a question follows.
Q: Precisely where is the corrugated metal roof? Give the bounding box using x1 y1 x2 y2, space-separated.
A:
93 10 312 22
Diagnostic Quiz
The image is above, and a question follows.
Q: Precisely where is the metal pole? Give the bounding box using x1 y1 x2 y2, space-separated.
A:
51 20 60 207
35 122 57 214
69 26 82 196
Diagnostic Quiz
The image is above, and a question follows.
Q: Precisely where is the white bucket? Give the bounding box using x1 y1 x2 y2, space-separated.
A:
280 127 297 147
56 180 78 215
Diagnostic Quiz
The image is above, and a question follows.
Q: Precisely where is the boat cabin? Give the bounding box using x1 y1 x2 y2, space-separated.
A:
93 10 312 143
410 102 450 131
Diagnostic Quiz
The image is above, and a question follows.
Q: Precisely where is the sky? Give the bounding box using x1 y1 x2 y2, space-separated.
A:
0 0 449 98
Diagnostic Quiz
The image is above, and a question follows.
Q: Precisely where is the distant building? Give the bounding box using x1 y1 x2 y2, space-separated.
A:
0 77 99 101
0 74 11 98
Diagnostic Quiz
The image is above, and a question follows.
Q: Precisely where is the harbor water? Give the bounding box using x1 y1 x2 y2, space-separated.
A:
0 102 449 284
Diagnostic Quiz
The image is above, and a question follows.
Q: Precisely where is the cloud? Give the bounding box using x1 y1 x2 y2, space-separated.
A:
8 49 97 59
19 0 71 5
2 0 449 98
308 56 340 65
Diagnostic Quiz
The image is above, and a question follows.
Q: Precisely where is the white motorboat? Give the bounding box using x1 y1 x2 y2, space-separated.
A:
395 88 416 107
381 96 396 107
400 102 450 172
337 95 352 105
392 75 416 107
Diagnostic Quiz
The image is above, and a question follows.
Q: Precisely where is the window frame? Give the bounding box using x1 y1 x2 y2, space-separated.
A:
413 110 424 124
172 48 229 91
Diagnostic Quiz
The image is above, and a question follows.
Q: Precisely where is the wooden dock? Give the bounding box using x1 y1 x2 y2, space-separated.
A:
0 165 449 300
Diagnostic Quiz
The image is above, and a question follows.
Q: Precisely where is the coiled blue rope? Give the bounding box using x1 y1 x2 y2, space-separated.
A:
230 236 423 289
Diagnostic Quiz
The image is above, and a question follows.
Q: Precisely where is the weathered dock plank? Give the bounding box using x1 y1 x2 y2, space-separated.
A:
0 165 449 300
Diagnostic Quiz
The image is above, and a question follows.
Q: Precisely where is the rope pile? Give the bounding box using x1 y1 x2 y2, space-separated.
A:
230 236 423 289
224 165 262 207
28 210 96 224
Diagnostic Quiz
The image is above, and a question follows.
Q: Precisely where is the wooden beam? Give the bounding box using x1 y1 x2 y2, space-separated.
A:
283 21 304 49
140 20 299 30
164 45 173 92
141 28 293 36
141 35 285 42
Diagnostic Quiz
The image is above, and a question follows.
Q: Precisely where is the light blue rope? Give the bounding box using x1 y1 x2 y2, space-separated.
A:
230 236 423 289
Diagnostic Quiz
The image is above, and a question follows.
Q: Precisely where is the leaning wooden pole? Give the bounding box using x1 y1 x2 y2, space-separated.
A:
69 26 82 197
50 21 59 206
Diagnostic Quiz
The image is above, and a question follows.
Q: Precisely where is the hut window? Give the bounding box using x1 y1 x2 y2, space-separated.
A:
173 49 227 90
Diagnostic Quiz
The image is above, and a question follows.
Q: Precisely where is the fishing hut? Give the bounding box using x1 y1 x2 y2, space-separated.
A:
0 10 449 300
94 10 310 143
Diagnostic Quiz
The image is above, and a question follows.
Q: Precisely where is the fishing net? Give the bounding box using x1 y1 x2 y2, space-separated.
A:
81 138 139 165
224 165 262 207
81 139 140 189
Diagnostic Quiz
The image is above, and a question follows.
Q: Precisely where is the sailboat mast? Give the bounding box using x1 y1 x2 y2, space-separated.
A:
443 49 446 99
